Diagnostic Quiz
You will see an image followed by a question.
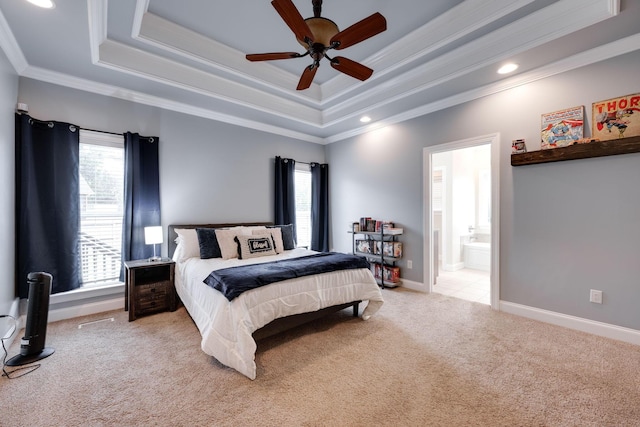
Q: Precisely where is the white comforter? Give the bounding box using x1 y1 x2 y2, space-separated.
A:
174 248 384 379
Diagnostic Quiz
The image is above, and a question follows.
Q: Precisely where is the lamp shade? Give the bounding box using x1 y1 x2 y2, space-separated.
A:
144 226 163 245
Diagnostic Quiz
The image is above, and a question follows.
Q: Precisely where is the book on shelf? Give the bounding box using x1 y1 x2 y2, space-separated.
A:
374 241 402 258
356 239 374 254
371 263 401 283
382 228 403 235
358 217 396 233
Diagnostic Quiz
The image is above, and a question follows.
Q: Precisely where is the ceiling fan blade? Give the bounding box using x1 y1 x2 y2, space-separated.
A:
330 12 387 50
271 0 314 44
297 64 318 90
330 56 373 81
246 52 301 61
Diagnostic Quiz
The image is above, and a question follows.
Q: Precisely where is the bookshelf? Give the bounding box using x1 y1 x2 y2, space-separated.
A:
350 221 403 289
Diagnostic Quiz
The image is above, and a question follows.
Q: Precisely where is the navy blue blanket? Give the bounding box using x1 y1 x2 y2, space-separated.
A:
203 252 370 301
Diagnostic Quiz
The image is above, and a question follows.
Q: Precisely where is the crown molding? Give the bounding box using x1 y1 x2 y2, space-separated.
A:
0 7 28 74
89 0 617 133
321 0 537 103
96 39 323 127
322 0 617 126
87 0 107 65
20 64 325 144
608 0 621 14
134 11 323 103
4 0 632 144
325 32 640 144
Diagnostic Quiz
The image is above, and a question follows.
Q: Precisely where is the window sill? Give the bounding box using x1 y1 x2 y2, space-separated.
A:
49 282 124 305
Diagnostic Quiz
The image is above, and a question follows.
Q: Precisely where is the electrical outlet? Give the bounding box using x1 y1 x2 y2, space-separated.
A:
589 289 603 304
407 260 412 269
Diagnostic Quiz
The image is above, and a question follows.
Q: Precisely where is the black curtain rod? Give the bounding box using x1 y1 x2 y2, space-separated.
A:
21 112 155 140
279 158 324 166
79 126 123 137
21 114 124 137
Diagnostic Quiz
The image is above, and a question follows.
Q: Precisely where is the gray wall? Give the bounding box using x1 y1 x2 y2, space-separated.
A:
327 50 640 330
17 79 325 257
0 48 18 319
9 51 640 332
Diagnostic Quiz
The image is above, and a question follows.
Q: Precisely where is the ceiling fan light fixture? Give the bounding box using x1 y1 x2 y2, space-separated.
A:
498 63 518 74
26 0 55 8
297 17 339 48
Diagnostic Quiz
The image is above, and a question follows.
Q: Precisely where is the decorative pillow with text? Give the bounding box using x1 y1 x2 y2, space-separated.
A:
235 235 277 259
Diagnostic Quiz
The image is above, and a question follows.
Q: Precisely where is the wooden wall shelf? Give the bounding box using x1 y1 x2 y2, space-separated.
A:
511 135 640 166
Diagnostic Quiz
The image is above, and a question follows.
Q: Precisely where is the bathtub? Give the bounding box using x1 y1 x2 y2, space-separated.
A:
463 241 491 271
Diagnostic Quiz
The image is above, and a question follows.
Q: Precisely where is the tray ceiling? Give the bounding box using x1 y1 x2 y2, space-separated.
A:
0 0 638 143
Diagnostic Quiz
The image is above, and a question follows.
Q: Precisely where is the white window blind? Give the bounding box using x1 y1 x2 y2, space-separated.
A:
294 166 311 248
79 130 124 287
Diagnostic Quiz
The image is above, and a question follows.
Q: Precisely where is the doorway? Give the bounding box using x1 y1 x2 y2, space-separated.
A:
423 134 500 309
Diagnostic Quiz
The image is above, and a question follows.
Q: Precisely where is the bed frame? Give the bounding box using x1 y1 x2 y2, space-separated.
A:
167 223 361 340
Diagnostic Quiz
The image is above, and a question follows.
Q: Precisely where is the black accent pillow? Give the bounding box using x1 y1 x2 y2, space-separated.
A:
268 224 296 250
196 228 222 259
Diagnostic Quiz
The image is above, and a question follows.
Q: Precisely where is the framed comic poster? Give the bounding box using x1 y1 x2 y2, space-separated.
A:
540 106 584 150
592 93 640 141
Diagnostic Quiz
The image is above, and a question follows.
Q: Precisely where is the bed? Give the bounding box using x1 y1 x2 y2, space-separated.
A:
168 223 384 379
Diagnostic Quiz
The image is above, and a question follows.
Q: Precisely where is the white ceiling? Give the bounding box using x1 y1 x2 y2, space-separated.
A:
0 0 639 144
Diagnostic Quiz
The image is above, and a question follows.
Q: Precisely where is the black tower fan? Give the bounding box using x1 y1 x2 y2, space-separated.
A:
6 272 55 366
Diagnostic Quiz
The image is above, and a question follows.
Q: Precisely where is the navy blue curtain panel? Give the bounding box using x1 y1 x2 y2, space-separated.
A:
120 132 160 278
274 156 297 238
310 162 329 252
15 114 81 298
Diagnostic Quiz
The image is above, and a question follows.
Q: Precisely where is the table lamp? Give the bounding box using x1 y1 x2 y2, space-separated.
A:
144 226 163 262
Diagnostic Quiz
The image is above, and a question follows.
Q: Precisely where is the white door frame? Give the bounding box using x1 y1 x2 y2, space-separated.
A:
422 133 501 309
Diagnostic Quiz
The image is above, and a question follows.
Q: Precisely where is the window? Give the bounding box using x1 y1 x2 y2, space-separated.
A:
294 165 311 248
79 130 124 287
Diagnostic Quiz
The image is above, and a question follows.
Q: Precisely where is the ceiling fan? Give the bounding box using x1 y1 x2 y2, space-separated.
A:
246 0 387 90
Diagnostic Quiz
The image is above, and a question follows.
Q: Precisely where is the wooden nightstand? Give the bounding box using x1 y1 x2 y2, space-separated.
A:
124 259 176 321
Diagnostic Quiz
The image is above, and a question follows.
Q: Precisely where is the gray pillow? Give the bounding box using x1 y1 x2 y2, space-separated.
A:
196 228 222 259
268 224 296 250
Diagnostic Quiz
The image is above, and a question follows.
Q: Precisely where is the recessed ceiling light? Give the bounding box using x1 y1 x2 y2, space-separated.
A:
360 116 372 123
497 63 518 74
26 0 55 9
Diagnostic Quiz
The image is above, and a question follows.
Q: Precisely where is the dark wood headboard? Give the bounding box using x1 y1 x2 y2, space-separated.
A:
168 222 273 258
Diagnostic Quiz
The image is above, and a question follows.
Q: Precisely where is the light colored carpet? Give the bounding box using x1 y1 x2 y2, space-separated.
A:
3 288 640 426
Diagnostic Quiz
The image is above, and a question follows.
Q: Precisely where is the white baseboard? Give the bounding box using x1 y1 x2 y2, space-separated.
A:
442 262 465 272
398 279 425 292
500 301 640 346
1 298 22 350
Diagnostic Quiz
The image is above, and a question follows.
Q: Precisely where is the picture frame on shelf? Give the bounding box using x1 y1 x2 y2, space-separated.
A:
592 93 640 141
540 106 584 150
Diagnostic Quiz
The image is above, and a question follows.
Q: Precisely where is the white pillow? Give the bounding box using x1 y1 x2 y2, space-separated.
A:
215 227 245 260
174 228 199 262
240 225 267 234
235 234 277 259
172 241 184 263
253 228 284 254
